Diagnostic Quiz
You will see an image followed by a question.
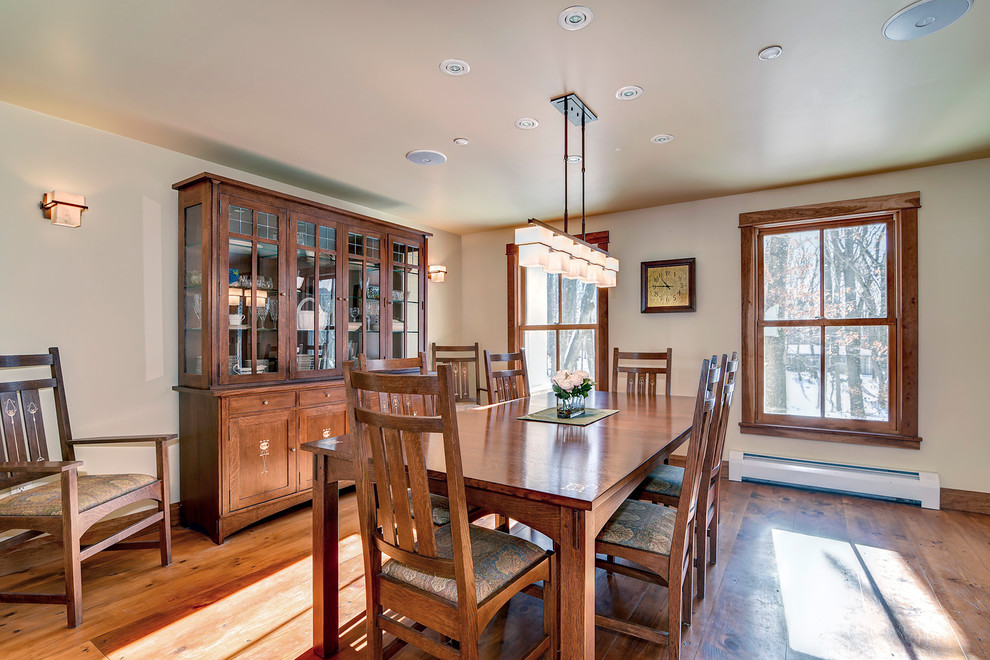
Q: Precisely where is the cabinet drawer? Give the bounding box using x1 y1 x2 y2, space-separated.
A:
228 392 296 416
299 385 344 408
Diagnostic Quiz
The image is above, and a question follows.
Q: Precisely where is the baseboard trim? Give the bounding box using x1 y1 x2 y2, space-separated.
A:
940 488 990 516
0 502 181 576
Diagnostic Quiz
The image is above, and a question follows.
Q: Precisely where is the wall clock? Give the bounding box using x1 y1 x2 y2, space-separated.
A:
641 257 696 313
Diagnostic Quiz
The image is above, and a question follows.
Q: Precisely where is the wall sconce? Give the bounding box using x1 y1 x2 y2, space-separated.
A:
427 264 447 283
40 191 88 228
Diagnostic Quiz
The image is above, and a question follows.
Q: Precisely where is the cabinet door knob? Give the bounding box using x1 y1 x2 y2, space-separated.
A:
262 400 269 405
290 447 297 452
325 392 332 398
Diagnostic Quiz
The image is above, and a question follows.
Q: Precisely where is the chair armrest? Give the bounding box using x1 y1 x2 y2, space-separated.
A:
0 460 83 473
66 434 178 446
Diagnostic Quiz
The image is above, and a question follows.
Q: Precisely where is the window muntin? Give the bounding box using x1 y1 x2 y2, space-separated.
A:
758 218 894 427
740 192 919 448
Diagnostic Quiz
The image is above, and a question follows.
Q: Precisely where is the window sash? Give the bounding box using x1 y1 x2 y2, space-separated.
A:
739 192 920 449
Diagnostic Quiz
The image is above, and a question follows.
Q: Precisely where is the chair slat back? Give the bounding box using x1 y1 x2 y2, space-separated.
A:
612 347 673 397
673 358 720 538
0 349 68 489
483 348 530 404
706 352 739 479
345 363 477 609
356 353 435 416
432 342 481 403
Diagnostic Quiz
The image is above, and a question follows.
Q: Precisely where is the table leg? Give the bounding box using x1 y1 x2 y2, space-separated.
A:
313 455 339 658
559 507 596 660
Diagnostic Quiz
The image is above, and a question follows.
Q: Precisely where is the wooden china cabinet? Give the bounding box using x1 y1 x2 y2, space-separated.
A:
174 173 428 543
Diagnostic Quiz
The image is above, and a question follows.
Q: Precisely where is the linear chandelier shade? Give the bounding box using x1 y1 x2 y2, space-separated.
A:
515 218 618 287
514 92 618 288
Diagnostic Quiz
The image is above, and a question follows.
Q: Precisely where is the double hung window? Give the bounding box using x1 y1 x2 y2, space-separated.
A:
739 193 920 448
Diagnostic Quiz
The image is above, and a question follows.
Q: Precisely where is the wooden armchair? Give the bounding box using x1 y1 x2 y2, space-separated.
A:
344 362 554 658
611 347 673 396
483 348 530 404
0 348 173 627
432 342 482 404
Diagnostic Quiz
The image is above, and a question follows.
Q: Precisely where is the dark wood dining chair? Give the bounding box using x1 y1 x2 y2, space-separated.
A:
354 353 487 528
0 348 174 628
594 357 720 656
483 348 530 404
357 352 429 375
611 347 673 396
432 342 482 404
635 352 739 599
343 361 555 659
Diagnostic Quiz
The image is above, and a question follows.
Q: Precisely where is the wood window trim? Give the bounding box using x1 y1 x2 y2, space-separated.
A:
739 192 921 450
506 231 610 390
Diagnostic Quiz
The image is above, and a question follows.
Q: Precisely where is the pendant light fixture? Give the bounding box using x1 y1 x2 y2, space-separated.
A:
514 93 618 288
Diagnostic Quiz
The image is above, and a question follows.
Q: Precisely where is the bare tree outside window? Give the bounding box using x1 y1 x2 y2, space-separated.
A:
739 192 919 448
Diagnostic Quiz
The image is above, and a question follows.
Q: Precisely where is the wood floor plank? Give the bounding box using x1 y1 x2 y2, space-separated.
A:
2 483 987 660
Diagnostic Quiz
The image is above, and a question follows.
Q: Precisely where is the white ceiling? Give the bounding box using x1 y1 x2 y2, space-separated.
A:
2 1 988 233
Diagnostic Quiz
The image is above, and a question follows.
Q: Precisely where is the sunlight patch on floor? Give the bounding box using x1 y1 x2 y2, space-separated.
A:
772 528 965 660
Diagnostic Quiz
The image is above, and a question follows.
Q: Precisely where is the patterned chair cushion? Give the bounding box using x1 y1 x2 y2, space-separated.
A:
0 474 156 517
597 499 678 557
406 491 453 526
381 524 547 604
640 463 685 497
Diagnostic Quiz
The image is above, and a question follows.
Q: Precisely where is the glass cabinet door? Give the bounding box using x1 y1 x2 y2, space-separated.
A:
182 203 205 379
222 196 282 381
294 214 339 375
390 239 422 358
346 231 383 361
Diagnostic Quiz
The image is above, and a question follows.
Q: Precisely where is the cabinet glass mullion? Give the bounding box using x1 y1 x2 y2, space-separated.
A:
390 240 421 358
295 219 338 374
226 202 280 379
347 231 382 360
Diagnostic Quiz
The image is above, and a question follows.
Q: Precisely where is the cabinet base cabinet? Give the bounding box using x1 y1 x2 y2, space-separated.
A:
177 381 347 544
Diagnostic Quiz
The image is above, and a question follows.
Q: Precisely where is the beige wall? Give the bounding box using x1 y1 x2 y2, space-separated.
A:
0 102 462 502
461 157 990 492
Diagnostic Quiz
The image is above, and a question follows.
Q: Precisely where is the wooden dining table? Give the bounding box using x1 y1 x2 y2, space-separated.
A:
302 389 696 660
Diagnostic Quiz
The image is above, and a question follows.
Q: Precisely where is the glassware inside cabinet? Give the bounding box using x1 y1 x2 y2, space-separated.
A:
295 220 337 373
347 259 363 360
226 204 280 377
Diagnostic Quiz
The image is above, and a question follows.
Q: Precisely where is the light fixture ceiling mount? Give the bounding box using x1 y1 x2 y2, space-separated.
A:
514 93 617 288
406 150 447 165
883 0 973 40
558 6 594 30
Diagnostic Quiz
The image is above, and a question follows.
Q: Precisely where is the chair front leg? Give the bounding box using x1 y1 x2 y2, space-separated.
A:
60 467 83 628
156 439 173 566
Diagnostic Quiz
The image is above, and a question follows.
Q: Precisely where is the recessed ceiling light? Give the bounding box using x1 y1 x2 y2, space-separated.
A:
650 134 674 144
882 0 973 40
615 85 644 100
439 59 470 76
406 150 447 165
758 45 783 61
565 155 583 164
453 137 470 146
515 118 539 130
558 6 594 30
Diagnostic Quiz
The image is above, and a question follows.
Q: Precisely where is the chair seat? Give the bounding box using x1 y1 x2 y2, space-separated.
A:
597 499 678 557
381 524 548 605
640 463 685 497
0 473 156 517
407 491 456 526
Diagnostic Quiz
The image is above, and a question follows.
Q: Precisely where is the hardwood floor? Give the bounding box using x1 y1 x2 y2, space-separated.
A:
1 481 987 659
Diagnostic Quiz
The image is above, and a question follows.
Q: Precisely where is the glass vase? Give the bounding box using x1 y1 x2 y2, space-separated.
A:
556 394 587 419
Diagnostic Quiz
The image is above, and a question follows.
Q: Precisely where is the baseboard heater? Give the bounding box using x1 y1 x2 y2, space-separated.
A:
728 451 940 509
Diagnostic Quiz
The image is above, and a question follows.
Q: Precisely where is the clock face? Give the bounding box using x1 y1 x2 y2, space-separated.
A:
647 265 691 307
